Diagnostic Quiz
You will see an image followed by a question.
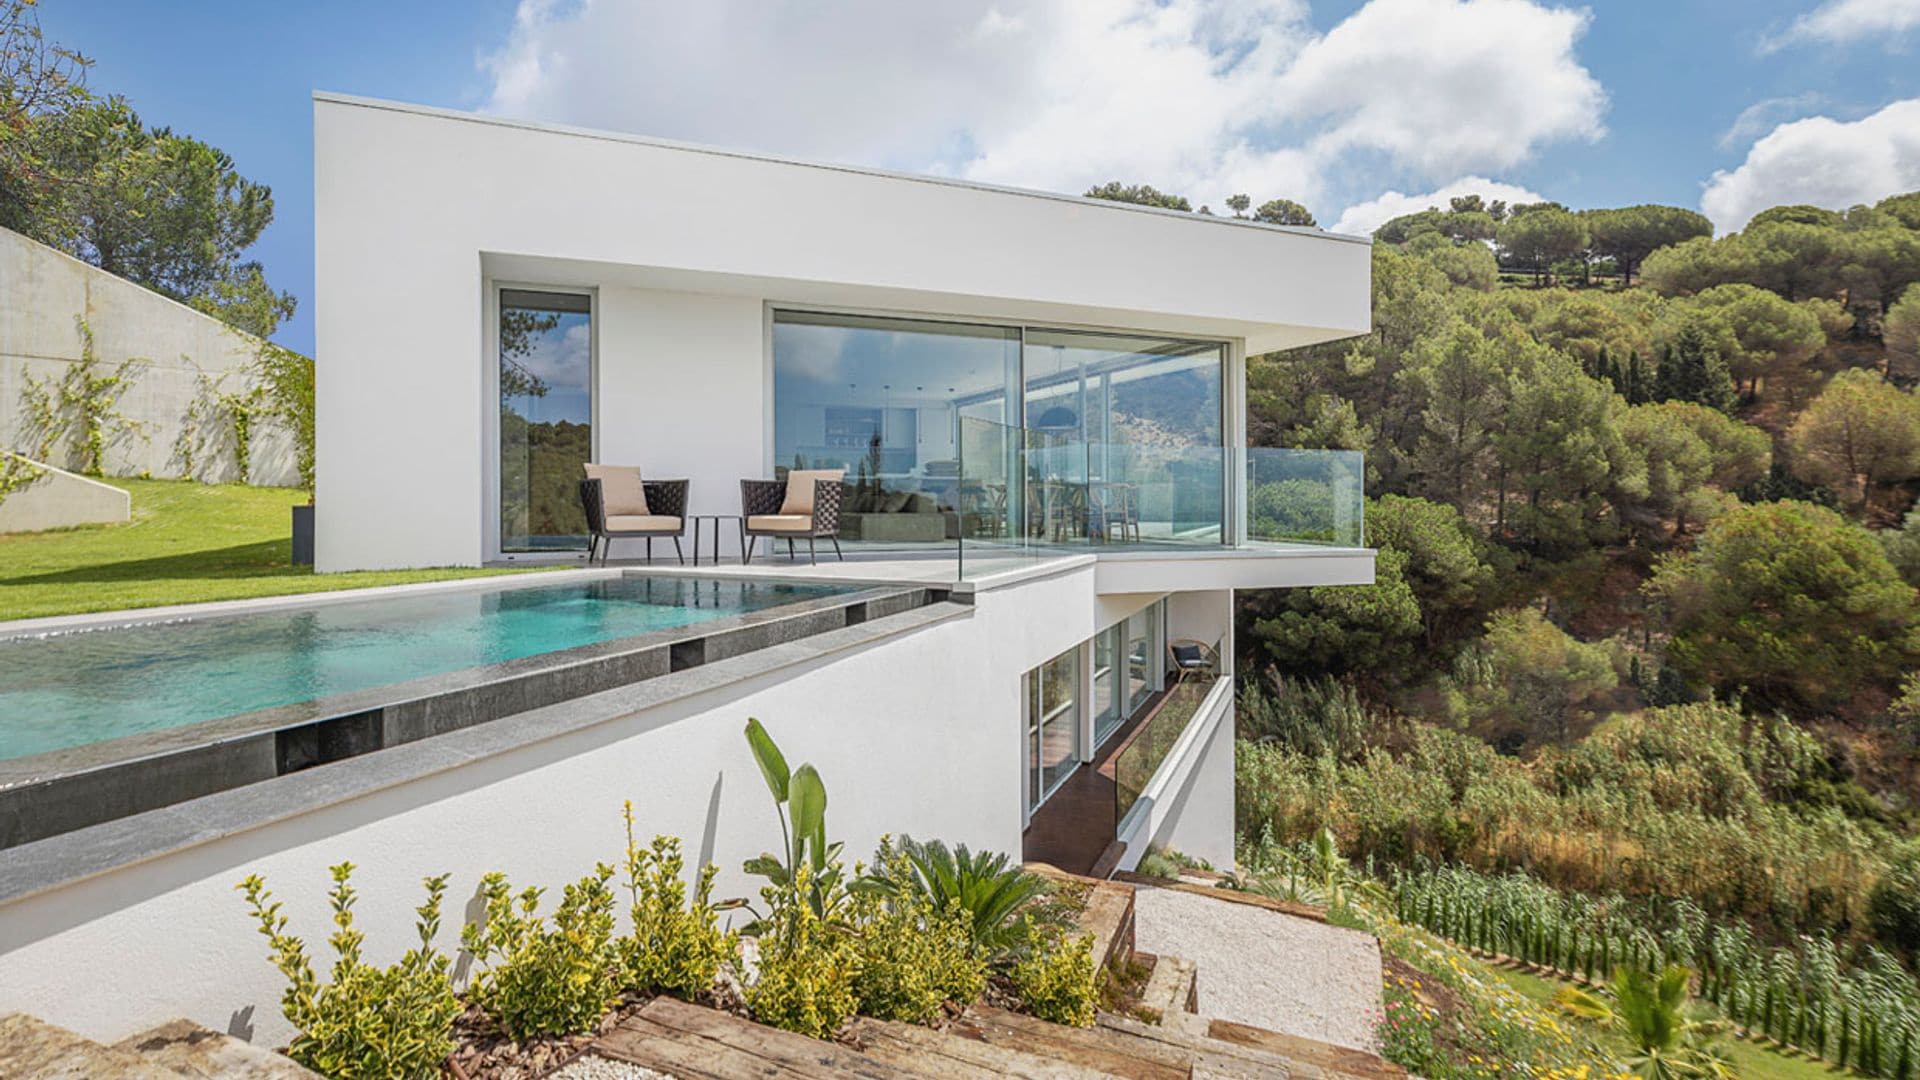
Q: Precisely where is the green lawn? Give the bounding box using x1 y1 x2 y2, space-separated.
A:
0 477 547 622
1489 963 1847 1080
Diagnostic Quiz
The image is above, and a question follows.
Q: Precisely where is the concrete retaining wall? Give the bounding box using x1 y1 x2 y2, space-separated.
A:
0 453 130 534
0 226 299 487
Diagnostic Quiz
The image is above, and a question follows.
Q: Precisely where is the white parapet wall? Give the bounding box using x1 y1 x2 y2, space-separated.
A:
0 453 130 534
0 560 1216 1048
0 226 299 487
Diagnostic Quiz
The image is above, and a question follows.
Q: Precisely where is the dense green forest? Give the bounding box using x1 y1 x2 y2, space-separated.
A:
1174 186 1920 1074
1095 180 1920 1073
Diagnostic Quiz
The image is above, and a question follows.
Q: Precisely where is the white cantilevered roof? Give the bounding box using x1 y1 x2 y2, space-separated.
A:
314 92 1372 353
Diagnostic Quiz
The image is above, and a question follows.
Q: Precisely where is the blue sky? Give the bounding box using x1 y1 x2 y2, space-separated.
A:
40 0 1920 358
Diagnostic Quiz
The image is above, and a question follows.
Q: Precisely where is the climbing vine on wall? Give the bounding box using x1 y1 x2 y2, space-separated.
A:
173 361 268 484
0 452 46 510
19 317 149 476
252 342 314 494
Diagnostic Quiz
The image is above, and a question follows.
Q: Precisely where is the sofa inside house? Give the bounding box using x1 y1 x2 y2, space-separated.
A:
836 485 960 542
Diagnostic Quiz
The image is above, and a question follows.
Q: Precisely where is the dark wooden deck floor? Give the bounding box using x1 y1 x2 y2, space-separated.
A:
1022 680 1178 876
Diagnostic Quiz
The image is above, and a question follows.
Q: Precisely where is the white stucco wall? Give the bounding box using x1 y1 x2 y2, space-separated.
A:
0 226 298 486
0 454 130 533
0 562 1221 1047
1146 704 1239 871
593 288 767 520
312 94 1369 573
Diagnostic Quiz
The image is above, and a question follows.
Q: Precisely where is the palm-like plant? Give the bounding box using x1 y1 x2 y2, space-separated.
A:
741 718 847 929
873 837 1056 961
1557 965 1735 1079
1247 827 1386 913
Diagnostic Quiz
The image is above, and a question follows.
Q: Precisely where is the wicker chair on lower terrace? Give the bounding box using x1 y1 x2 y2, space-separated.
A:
578 465 688 565
741 469 845 564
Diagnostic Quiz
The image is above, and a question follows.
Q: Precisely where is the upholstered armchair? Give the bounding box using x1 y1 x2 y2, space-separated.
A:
578 465 688 565
740 469 845 563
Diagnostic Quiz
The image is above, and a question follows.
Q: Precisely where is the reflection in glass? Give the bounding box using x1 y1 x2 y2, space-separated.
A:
499 289 592 552
1126 604 1159 714
1093 622 1124 745
773 312 1020 540
1024 329 1225 542
1025 645 1081 806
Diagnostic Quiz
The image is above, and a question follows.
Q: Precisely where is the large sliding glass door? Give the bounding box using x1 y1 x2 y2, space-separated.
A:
1025 647 1081 808
769 311 1227 546
1125 604 1161 715
498 289 593 554
1092 622 1124 746
1023 330 1225 542
772 312 1021 535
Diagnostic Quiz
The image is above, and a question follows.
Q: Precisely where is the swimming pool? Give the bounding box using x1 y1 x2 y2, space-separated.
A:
0 574 855 762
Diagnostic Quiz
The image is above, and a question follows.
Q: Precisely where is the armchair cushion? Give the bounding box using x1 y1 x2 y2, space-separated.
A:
606 514 682 532
747 514 814 533
779 469 844 515
583 464 649 515
1170 644 1208 669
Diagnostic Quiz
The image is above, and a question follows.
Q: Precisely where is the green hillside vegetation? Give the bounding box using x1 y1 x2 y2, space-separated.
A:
1087 181 1920 1075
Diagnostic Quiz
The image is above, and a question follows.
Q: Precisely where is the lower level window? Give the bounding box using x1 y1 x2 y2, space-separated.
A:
1025 646 1081 807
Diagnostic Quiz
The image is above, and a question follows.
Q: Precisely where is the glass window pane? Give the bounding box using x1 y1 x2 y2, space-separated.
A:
1038 648 1079 796
1022 330 1222 449
773 312 1020 529
1024 330 1224 542
1093 623 1122 745
499 289 592 553
1126 606 1159 714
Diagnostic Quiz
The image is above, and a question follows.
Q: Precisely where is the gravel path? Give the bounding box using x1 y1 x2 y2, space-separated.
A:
1131 885 1384 1052
547 1055 674 1080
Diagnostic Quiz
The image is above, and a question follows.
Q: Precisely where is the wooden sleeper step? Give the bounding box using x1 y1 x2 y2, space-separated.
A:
1139 954 1198 1025
1205 1018 1406 1080
843 1016 1117 1079
113 1018 323 1079
593 996 915 1079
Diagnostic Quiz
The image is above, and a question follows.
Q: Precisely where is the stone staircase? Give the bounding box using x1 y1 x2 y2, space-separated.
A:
0 1013 319 1078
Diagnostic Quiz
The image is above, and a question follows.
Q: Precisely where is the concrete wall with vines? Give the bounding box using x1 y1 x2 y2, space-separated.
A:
0 225 301 487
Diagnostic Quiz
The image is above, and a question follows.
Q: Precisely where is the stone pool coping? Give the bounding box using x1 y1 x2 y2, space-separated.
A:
0 567 616 641
0 574 948 850
0 598 972 906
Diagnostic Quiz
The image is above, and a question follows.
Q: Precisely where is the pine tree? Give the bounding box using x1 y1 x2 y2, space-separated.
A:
1652 323 1736 411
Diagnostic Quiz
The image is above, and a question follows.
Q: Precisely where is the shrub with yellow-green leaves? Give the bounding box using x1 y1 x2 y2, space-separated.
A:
1007 926 1098 1028
461 865 621 1039
850 839 989 1023
618 803 739 1000
745 863 863 1038
238 863 461 1080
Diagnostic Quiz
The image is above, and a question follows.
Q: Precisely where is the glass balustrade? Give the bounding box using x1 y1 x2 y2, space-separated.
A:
955 418 1365 578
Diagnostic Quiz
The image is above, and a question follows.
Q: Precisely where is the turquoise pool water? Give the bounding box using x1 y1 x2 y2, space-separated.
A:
0 576 853 762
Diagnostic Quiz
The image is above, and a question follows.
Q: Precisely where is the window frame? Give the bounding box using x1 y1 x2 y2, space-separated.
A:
483 282 599 564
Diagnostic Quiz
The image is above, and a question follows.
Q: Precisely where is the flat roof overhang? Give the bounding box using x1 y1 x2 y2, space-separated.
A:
480 251 1359 353
317 93 1373 355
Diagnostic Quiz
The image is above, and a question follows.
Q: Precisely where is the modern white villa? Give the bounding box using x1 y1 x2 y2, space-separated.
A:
0 92 1373 1049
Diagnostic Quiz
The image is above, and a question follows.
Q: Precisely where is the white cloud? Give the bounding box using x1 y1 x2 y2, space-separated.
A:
479 0 1606 222
1268 0 1604 178
1716 93 1827 150
1327 176 1548 236
1761 0 1920 52
519 319 592 394
1702 98 1920 232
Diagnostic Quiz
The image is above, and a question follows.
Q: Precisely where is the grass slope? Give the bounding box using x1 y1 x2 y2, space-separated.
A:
0 478 542 621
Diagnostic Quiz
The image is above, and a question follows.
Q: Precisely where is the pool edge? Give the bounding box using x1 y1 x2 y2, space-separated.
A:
0 582 947 850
